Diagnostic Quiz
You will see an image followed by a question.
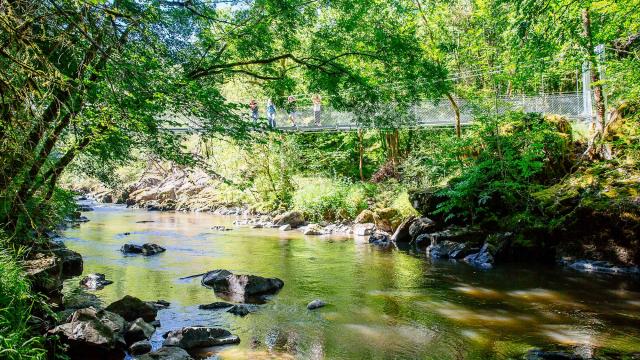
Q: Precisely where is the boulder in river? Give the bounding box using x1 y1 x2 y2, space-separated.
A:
105 295 158 322
125 318 155 344
390 216 416 243
368 231 391 247
273 211 304 227
50 307 126 359
198 302 233 310
227 304 258 317
121 243 166 256
303 224 324 235
201 269 284 303
162 326 240 349
80 273 113 290
138 346 193 360
408 217 436 241
414 227 484 250
426 241 477 259
129 340 152 356
307 299 326 310
464 243 496 270
279 224 292 231
51 246 84 277
78 204 94 212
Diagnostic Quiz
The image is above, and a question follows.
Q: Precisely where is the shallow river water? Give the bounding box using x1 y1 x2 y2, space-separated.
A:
61 204 640 359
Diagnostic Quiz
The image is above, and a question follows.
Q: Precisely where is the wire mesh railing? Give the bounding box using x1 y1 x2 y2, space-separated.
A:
265 93 591 132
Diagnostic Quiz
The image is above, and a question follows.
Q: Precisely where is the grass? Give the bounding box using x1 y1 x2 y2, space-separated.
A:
0 248 47 360
292 177 368 222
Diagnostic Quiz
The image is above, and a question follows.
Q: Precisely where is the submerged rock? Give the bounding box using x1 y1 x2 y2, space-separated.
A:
50 307 127 359
163 326 240 349
562 259 640 275
121 243 166 256
227 304 258 317
307 299 326 310
198 302 233 310
105 295 158 322
138 346 192 360
201 269 284 302
80 273 113 290
273 211 304 228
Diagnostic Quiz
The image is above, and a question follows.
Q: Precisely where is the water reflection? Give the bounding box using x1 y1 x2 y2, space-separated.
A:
61 205 640 359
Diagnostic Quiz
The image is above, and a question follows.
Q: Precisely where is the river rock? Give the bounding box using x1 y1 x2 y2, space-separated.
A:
50 307 127 359
408 217 436 240
414 227 484 250
525 349 582 359
307 299 326 310
227 304 258 317
78 204 94 212
279 224 292 231
303 224 324 235
51 246 84 277
125 318 155 344
23 253 63 301
562 259 640 275
464 243 496 270
121 243 166 256
198 302 233 310
201 269 284 302
138 346 193 360
273 211 304 227
152 300 171 309
80 273 113 290
129 340 152 356
353 223 375 236
105 295 158 322
427 241 476 259
354 209 375 224
369 231 392 248
162 326 240 349
211 225 229 231
373 208 402 233
390 216 416 243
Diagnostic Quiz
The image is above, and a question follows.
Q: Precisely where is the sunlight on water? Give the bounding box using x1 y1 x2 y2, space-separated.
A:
60 205 640 359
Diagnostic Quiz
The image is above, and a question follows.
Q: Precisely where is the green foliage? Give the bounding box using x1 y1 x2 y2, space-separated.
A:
0 247 47 360
419 112 573 228
292 177 368 222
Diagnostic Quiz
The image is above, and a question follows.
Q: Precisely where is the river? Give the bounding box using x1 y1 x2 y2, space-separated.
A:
61 204 640 359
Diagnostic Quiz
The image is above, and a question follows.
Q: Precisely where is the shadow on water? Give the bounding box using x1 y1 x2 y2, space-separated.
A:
61 205 640 359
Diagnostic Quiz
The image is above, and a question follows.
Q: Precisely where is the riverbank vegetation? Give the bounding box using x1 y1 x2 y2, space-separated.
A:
1 0 640 357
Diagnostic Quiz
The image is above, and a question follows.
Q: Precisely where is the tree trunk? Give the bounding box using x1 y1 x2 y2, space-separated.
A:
581 8 606 133
358 128 364 181
446 92 462 138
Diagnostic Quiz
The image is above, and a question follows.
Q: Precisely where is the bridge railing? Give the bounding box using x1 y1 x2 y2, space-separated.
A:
269 93 590 131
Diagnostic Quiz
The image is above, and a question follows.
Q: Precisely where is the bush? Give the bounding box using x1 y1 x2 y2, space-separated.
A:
0 248 47 360
292 177 368 222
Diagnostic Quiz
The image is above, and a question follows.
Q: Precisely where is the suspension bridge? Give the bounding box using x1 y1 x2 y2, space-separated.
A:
165 92 592 133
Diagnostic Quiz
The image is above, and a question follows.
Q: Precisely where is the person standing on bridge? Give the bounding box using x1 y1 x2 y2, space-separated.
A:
312 94 322 125
249 99 259 123
266 99 276 128
286 95 297 127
